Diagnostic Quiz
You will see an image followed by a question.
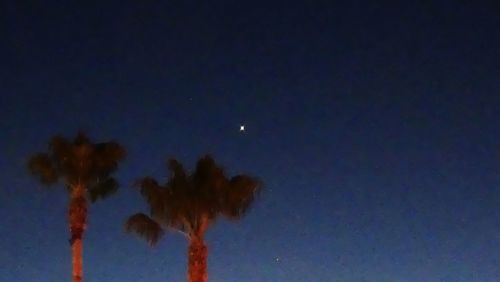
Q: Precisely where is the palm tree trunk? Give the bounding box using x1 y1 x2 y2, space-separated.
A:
187 235 208 282
71 237 83 282
69 185 87 282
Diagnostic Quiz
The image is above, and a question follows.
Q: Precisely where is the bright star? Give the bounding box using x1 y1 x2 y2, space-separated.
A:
239 125 245 132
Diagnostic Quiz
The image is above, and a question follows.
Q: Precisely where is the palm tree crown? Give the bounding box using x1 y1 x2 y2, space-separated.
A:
126 155 262 244
28 132 126 201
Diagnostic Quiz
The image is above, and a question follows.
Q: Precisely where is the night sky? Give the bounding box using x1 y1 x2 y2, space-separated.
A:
1 1 499 281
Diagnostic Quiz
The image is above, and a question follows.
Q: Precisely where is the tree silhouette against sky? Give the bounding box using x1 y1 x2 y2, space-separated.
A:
28 132 126 282
126 155 262 282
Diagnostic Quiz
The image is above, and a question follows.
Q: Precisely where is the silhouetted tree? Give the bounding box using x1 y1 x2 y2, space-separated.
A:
28 132 126 282
125 155 261 282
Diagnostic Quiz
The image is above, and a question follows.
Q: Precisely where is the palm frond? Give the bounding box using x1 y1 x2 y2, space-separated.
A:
192 155 227 199
49 135 73 165
168 159 187 178
125 213 164 246
193 155 219 182
27 153 58 185
222 175 262 219
136 177 161 202
135 177 167 218
73 131 91 145
88 177 119 202
93 141 127 175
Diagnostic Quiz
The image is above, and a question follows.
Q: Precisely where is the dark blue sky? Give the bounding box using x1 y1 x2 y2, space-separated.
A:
1 1 499 281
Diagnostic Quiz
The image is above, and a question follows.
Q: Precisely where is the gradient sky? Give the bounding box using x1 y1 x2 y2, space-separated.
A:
1 1 499 281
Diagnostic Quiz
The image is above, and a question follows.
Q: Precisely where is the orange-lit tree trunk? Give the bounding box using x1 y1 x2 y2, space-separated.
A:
69 185 87 282
187 234 208 282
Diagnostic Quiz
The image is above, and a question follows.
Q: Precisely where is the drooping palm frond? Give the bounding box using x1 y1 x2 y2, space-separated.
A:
125 213 164 246
136 177 164 216
221 175 262 219
135 171 188 231
27 153 58 185
88 177 119 203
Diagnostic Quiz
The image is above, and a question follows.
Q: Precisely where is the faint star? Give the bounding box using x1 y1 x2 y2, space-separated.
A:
274 257 281 263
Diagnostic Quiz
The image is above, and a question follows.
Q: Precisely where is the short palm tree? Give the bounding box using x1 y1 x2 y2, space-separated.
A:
125 155 262 282
28 132 126 282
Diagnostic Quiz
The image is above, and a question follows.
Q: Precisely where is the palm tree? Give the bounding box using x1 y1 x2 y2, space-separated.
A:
28 132 126 282
125 155 262 282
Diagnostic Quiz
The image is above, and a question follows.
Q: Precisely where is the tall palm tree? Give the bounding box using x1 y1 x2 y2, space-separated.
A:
28 132 126 282
125 155 262 282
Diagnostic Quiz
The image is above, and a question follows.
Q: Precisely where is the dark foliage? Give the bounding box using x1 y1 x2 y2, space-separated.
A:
88 177 119 203
126 155 262 244
125 213 164 246
28 132 126 201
